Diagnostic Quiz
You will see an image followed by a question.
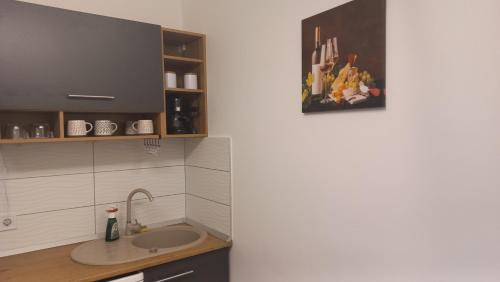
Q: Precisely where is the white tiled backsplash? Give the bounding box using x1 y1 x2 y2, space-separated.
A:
185 138 232 236
0 137 231 257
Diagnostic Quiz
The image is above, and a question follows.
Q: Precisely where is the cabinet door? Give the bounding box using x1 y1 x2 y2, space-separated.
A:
143 248 229 282
0 0 164 113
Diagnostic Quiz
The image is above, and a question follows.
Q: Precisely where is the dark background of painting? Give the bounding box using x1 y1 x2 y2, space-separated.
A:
302 0 386 83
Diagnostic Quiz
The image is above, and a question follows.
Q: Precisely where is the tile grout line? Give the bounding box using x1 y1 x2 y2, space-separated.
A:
185 193 231 207
184 164 230 173
0 172 94 181
184 139 187 219
14 194 186 217
16 204 95 217
96 193 185 207
0 164 185 181
94 165 185 174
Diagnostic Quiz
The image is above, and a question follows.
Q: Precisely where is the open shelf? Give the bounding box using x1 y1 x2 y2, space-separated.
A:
165 94 205 136
165 134 207 138
162 28 207 138
162 27 205 60
63 112 165 138
164 55 203 70
165 88 204 94
0 111 63 142
0 111 165 144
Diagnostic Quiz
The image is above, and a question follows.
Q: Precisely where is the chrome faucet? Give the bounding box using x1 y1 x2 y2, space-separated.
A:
125 188 154 236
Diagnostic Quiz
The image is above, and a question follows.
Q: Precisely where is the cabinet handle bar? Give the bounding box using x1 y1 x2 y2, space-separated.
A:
155 270 194 281
67 94 116 100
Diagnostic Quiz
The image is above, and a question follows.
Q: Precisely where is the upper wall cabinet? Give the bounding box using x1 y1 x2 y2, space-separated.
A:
0 0 164 113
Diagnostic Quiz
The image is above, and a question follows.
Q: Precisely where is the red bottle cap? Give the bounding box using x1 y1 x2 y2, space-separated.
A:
106 207 118 213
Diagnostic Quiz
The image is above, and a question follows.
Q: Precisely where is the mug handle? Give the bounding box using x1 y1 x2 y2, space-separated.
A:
132 121 139 133
85 122 93 134
110 123 118 134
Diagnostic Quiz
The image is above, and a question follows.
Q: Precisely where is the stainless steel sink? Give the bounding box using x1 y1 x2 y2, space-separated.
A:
71 225 208 265
132 228 203 250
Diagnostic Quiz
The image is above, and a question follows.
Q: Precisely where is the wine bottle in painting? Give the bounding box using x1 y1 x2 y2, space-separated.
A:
311 26 322 96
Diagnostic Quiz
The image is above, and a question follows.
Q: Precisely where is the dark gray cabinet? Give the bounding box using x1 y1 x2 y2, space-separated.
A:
0 0 164 113
143 248 229 282
99 248 230 282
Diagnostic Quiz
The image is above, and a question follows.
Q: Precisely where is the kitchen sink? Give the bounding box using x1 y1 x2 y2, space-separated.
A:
132 228 203 250
71 225 207 265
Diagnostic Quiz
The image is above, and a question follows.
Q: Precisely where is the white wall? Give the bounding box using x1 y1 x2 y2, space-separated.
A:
182 0 500 281
19 0 183 28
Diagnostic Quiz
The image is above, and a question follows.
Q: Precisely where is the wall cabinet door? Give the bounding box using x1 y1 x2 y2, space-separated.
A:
143 248 229 282
0 0 164 113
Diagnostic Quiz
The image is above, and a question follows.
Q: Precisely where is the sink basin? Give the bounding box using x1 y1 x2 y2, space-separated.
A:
132 228 203 250
71 225 207 265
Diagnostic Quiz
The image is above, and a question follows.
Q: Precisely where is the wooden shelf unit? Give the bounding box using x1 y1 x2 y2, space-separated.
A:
0 28 207 145
0 111 164 144
162 27 208 138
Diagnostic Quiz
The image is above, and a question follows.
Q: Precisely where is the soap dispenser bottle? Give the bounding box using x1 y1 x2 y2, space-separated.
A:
105 207 120 242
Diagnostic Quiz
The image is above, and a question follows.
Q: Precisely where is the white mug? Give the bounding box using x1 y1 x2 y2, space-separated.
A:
94 120 118 136
184 73 198 89
132 120 154 135
67 120 93 137
165 71 177 88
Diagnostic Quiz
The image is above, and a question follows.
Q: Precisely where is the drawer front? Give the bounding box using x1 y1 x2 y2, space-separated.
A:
143 249 229 282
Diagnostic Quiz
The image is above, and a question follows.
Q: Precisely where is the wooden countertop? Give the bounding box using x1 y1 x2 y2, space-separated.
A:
0 233 231 282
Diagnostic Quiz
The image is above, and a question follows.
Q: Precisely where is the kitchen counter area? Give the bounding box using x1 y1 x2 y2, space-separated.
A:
0 233 231 282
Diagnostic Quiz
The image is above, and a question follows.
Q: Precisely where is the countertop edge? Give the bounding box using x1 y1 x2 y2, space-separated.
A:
0 229 232 282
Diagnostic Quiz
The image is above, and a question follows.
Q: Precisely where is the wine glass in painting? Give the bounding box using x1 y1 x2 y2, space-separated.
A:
321 38 336 103
332 37 339 64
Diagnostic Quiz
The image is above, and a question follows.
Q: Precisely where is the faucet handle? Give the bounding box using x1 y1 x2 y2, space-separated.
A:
134 219 148 232
135 218 147 228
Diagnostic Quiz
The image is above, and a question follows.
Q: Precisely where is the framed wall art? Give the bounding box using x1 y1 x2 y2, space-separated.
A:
302 0 386 113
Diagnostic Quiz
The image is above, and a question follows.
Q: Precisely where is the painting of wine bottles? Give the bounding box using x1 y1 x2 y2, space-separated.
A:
301 0 386 113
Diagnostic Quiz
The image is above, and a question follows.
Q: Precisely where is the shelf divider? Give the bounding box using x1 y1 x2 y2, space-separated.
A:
164 55 203 64
165 88 204 94
0 134 160 144
166 134 208 138
57 111 65 138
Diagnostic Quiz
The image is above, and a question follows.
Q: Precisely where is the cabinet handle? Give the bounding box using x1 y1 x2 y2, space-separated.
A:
67 94 116 100
155 270 194 281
